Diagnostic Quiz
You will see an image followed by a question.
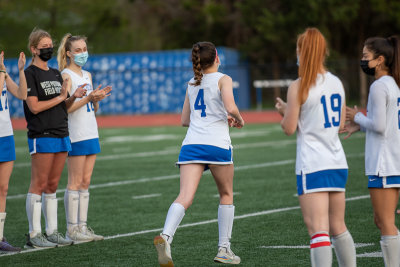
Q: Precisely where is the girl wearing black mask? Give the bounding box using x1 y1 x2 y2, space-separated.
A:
23 28 86 248
344 36 400 266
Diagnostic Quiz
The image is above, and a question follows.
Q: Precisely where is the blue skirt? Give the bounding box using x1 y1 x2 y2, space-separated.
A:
69 138 101 156
296 169 348 196
28 137 71 155
177 144 233 170
0 135 16 162
368 175 400 188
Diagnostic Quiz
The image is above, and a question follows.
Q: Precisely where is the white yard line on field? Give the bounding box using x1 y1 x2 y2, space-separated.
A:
0 193 372 257
259 243 374 249
132 193 162 199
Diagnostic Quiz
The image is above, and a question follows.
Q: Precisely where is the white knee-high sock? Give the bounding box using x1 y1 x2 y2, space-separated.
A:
332 230 356 267
162 202 185 244
310 231 332 267
64 189 69 222
0 212 6 240
78 189 89 227
66 190 79 232
380 235 400 267
42 193 57 236
218 204 235 248
26 193 42 237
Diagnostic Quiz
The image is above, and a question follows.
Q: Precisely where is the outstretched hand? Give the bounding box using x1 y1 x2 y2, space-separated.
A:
339 120 360 140
275 97 287 116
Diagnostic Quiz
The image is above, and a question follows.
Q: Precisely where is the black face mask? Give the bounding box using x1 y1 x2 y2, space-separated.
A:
360 59 375 76
38 47 53 62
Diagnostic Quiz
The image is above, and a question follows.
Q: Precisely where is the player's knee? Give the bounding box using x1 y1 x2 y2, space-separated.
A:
0 184 9 197
46 180 60 192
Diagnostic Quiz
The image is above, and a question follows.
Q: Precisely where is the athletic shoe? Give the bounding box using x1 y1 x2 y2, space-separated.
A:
66 226 93 243
214 247 241 264
25 233 57 248
45 231 73 246
0 237 21 253
80 225 104 241
154 234 173 267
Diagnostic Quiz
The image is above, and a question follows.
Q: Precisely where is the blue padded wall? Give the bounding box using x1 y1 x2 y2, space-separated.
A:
4 47 249 117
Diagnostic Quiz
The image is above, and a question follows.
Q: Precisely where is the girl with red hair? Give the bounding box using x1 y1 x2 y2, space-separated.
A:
276 28 356 267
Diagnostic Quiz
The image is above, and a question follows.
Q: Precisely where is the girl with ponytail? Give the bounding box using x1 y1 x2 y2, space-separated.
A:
276 28 356 267
57 33 111 243
345 35 400 266
153 42 244 266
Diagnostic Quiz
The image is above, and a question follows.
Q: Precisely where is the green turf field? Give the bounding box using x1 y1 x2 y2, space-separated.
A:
0 123 392 266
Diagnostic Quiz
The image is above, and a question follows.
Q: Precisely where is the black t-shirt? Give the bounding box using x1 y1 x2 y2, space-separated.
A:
23 65 69 138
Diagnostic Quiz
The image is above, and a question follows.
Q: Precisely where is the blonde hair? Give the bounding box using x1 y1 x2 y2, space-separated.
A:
297 28 328 104
28 28 51 65
57 33 87 71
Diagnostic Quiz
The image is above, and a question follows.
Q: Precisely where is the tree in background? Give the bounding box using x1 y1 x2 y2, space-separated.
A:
1 0 400 106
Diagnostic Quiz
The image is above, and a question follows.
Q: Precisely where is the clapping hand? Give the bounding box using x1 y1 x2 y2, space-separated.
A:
18 52 26 71
89 85 112 102
73 83 88 98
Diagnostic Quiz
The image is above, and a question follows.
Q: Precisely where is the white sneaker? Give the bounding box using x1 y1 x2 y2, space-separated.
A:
80 225 104 241
66 226 93 243
214 246 241 264
154 234 174 267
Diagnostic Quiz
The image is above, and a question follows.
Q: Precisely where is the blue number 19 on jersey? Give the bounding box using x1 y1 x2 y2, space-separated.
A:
194 89 206 117
320 94 341 128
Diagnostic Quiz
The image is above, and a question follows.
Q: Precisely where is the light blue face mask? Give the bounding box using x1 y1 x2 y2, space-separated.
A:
73 51 89 67
297 55 300 67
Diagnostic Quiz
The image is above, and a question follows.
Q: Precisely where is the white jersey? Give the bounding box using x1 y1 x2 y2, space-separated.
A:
296 72 348 175
62 68 98 143
0 83 13 137
182 72 231 149
354 75 400 176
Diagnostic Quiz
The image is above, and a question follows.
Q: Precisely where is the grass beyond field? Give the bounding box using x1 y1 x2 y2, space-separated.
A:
0 123 392 266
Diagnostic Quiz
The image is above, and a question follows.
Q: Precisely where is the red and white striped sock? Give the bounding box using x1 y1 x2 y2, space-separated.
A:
310 231 332 267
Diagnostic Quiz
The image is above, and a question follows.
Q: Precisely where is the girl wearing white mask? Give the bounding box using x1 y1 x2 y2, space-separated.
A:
57 33 111 243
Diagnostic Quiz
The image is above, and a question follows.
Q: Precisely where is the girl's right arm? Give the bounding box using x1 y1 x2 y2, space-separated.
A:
276 79 301 136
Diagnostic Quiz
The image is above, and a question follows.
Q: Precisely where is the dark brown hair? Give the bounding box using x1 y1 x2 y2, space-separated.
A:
365 36 400 87
190 42 217 86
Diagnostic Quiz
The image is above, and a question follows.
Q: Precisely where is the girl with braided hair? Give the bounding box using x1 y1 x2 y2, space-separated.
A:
154 41 244 266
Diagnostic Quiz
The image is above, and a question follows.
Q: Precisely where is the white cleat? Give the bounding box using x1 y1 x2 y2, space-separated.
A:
80 225 104 241
66 226 93 243
214 246 241 264
154 234 174 267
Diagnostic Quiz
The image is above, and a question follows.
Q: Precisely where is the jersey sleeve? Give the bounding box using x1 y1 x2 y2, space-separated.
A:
24 68 39 97
354 81 387 134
